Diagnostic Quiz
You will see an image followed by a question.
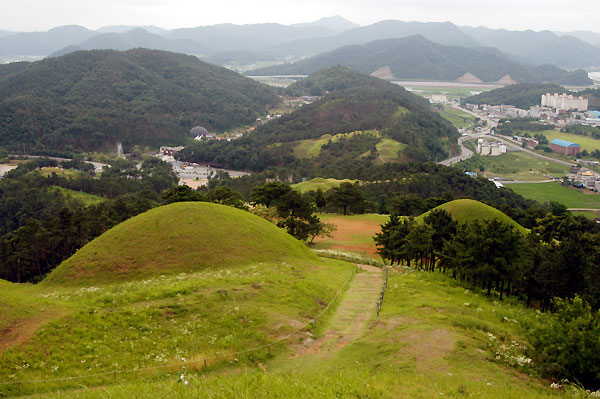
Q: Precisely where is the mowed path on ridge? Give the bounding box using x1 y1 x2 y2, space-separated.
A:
278 264 384 369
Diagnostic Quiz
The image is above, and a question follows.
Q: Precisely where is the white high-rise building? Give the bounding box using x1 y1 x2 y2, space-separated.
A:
541 93 588 111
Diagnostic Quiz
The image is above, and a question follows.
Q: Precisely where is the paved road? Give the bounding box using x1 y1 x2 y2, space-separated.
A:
567 208 600 212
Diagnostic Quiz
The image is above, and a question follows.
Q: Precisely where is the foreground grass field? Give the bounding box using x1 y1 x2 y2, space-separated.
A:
508 182 600 209
31 270 575 399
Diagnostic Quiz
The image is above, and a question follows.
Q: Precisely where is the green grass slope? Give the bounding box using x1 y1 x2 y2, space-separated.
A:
417 199 528 234
44 202 316 286
292 177 358 193
509 182 600 209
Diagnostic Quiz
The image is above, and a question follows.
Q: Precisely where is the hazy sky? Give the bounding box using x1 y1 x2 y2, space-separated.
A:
1 0 599 32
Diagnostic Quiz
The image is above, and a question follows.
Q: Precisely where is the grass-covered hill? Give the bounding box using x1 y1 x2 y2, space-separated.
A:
0 49 280 152
417 199 528 235
248 36 591 85
464 83 572 109
44 202 315 286
0 203 354 397
177 67 458 173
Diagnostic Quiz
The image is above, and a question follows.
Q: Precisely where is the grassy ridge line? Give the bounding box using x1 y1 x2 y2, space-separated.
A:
43 202 316 286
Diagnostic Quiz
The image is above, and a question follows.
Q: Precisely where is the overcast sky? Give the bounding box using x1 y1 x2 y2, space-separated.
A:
1 0 599 33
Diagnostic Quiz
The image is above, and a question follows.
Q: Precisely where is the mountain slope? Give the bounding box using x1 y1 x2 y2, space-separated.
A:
250 35 586 84
292 16 359 33
50 28 211 57
464 84 572 108
0 49 280 151
461 26 600 68
177 67 458 172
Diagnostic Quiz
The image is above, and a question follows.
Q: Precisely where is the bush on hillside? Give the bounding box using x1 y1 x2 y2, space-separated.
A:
530 296 600 389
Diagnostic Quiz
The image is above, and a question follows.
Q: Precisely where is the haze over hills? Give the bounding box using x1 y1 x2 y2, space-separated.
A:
248 35 592 85
460 26 600 68
49 28 210 58
1 18 599 71
263 20 479 59
0 49 280 152
556 30 600 47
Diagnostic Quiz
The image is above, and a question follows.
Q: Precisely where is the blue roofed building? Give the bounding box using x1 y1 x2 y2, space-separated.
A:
550 139 581 156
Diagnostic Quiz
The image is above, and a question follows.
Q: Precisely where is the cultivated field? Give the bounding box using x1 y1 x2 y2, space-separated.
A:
459 151 571 181
313 213 390 258
508 182 600 209
438 105 477 128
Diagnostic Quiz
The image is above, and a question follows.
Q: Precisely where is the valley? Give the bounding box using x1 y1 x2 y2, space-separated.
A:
1 10 600 399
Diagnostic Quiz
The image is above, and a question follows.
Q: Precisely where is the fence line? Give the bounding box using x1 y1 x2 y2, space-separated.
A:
377 267 389 316
0 266 359 387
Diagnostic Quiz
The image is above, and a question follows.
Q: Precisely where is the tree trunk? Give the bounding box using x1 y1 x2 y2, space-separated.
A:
499 280 504 300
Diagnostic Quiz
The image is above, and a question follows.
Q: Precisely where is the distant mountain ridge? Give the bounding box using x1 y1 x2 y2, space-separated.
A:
49 28 210 57
460 26 600 68
247 36 592 85
1 19 599 70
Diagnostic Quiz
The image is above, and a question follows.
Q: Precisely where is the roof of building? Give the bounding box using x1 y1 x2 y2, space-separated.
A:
189 126 208 137
550 139 580 148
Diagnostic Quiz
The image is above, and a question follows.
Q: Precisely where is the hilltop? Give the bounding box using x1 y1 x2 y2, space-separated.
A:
177 67 458 173
44 202 315 286
417 198 528 235
0 49 280 152
248 36 591 85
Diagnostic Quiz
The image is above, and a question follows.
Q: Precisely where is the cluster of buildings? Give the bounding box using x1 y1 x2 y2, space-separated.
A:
541 93 589 112
465 102 599 128
567 166 600 191
476 139 507 156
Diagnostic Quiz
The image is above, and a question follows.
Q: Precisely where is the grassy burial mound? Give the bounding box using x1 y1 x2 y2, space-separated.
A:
0 201 354 397
44 202 316 286
417 199 528 235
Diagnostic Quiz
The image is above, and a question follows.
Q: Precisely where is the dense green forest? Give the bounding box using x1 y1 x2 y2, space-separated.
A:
0 49 280 152
177 67 458 172
465 84 570 109
248 36 592 85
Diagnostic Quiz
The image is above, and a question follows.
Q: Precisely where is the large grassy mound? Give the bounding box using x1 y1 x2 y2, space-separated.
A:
417 199 528 235
292 177 358 193
44 202 315 286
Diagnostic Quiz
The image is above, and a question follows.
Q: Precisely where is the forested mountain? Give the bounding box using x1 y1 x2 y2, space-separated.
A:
460 26 600 68
249 36 591 85
464 84 572 108
177 67 458 173
0 49 280 152
49 29 211 58
555 30 600 47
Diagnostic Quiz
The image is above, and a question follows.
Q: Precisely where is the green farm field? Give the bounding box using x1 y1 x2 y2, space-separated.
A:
458 151 571 181
508 182 600 209
438 105 477 128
